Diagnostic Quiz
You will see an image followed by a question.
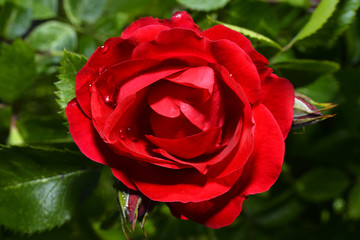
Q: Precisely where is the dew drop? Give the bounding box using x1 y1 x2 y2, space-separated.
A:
104 95 111 102
100 44 108 53
119 129 126 140
229 73 233 77
126 125 138 141
98 66 107 75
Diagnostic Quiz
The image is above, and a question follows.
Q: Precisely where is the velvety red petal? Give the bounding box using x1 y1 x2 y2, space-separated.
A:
201 25 271 82
150 111 201 139
65 98 136 190
132 28 215 63
121 11 200 39
179 79 224 131
145 127 222 159
209 39 261 103
203 65 254 178
75 38 134 116
129 163 243 203
168 173 246 228
240 103 285 196
260 74 294 139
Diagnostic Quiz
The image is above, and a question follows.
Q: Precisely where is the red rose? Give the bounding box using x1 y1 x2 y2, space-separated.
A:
66 12 294 228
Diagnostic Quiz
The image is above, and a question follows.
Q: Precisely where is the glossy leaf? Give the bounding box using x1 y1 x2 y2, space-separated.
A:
26 21 77 52
296 74 339 103
300 0 360 47
0 1 32 39
0 39 37 103
0 146 101 234
63 0 108 25
296 168 350 202
55 51 87 117
285 0 340 49
177 0 231 11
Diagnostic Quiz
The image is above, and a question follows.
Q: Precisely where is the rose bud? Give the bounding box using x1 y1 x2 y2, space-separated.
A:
66 11 295 228
292 92 336 129
114 181 156 235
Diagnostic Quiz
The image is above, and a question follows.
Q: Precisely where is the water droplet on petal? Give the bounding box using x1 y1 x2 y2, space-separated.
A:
100 44 108 53
119 129 126 140
229 73 233 77
89 84 92 93
105 95 111 102
126 125 138 141
99 66 107 75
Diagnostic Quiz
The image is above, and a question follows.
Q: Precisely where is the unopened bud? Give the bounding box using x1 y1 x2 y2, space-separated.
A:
114 181 156 239
292 92 336 129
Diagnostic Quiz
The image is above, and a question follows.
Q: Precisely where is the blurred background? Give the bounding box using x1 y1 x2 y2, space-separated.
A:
0 0 360 239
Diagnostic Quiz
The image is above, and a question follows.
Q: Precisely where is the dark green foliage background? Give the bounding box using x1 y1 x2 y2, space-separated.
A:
0 0 360 239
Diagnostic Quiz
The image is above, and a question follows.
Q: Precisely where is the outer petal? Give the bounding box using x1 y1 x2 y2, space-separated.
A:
168 175 246 228
76 38 134 116
201 25 271 82
121 11 201 39
65 98 136 190
240 103 285 195
128 163 243 203
260 74 294 139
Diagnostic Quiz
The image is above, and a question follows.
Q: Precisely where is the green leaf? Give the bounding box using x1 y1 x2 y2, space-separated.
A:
177 0 231 11
0 39 37 103
296 74 339 103
347 182 360 219
55 51 88 117
29 0 59 20
284 0 340 50
63 0 108 26
299 0 360 48
271 59 340 87
0 146 101 234
0 1 32 39
296 168 350 202
26 21 77 52
207 16 282 49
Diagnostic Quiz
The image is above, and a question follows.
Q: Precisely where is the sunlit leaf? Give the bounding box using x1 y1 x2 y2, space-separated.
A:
284 0 340 50
55 51 87 117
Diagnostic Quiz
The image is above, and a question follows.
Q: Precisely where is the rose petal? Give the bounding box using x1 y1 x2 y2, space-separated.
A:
179 79 224 131
65 98 136 190
209 39 261 103
121 11 200 39
129 163 243 203
260 74 294 139
145 127 222 159
150 111 201 139
201 25 271 82
76 38 134 116
132 28 215 63
240 103 285 195
168 176 246 228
